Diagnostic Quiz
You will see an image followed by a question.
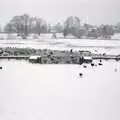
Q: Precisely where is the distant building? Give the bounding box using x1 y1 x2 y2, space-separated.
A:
87 27 98 39
79 51 92 56
65 34 78 39
56 33 64 39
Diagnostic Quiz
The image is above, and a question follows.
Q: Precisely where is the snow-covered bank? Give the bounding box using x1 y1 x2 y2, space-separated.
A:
0 39 120 55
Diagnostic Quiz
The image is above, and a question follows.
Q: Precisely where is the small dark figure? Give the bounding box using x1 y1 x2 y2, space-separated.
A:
98 63 103 66
79 73 83 77
70 49 73 53
103 53 106 56
79 56 84 65
50 51 53 55
100 59 102 62
83 65 87 68
47 54 51 57
0 66 2 69
91 63 95 67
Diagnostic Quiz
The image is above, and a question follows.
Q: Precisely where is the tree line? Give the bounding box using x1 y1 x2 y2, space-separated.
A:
2 14 120 39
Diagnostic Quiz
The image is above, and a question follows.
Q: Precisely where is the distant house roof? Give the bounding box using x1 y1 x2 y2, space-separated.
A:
88 27 97 32
29 56 41 60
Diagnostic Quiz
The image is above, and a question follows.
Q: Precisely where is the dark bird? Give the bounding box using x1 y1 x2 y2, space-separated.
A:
83 65 87 68
98 63 103 66
70 49 73 53
91 63 95 67
79 73 83 77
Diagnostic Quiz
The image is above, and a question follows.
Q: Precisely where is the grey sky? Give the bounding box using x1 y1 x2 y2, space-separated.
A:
0 0 120 27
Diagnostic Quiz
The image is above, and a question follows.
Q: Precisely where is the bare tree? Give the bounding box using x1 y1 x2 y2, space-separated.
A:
98 25 114 39
4 14 31 38
53 22 64 33
64 16 81 38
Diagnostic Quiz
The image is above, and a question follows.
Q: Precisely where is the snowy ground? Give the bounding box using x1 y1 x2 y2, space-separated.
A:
0 60 120 120
0 39 120 55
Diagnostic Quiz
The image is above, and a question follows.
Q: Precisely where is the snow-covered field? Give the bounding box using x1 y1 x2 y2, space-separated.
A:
0 39 120 55
0 60 120 120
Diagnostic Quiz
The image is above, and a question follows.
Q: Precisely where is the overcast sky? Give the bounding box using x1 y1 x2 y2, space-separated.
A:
0 0 120 27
